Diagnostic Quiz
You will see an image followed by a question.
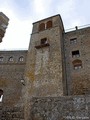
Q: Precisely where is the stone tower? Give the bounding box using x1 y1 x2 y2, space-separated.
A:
24 15 64 98
23 14 64 120
0 12 9 42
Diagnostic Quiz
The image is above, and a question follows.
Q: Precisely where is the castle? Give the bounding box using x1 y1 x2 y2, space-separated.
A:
0 13 90 120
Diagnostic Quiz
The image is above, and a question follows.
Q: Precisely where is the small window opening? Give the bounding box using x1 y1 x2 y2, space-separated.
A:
74 64 82 70
9 57 13 62
0 57 3 62
46 20 52 29
35 38 49 49
41 38 47 45
19 57 24 62
72 59 82 70
82 87 88 95
39 23 45 31
0 89 3 102
72 50 80 58
70 38 77 44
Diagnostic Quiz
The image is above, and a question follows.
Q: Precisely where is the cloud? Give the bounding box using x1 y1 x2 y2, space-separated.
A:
12 0 33 20
0 0 90 49
32 0 52 20
33 0 45 14
0 1 33 50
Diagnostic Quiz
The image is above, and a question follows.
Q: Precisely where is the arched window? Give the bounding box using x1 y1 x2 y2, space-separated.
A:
9 57 13 62
72 59 82 70
39 23 45 31
0 89 3 102
19 56 24 62
0 57 3 62
46 20 52 29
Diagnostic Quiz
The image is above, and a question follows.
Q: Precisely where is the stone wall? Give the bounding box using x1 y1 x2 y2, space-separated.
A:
0 50 27 107
64 27 90 95
30 95 90 120
24 15 64 120
0 103 24 120
0 95 90 120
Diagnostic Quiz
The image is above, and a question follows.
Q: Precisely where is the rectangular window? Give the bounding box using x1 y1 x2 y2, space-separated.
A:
72 50 80 58
35 38 49 49
74 65 82 70
41 38 47 44
70 38 77 44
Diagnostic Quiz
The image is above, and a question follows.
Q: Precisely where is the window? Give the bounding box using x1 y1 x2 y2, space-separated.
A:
9 57 13 62
46 20 52 29
74 65 82 70
72 59 82 70
70 38 77 44
72 50 80 58
41 38 47 45
35 38 49 49
39 23 45 31
19 56 24 62
0 89 3 102
0 57 3 62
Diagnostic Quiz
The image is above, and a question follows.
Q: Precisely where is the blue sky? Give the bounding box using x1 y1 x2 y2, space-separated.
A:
0 0 90 50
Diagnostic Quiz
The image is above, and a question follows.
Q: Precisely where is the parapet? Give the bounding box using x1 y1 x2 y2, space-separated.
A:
0 12 9 42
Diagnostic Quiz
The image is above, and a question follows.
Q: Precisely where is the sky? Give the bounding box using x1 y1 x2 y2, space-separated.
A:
0 0 90 50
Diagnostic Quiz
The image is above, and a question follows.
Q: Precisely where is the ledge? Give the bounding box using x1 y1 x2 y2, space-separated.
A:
35 43 50 49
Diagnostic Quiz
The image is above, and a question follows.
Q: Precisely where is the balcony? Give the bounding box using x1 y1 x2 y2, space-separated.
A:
35 43 50 49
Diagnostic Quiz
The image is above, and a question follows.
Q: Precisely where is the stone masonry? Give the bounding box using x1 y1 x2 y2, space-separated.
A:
30 95 90 120
0 12 9 42
0 13 90 120
64 27 90 95
0 51 27 107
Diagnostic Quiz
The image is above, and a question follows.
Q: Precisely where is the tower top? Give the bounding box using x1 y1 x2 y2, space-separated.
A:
32 14 64 34
0 12 9 22
33 14 61 24
0 12 9 42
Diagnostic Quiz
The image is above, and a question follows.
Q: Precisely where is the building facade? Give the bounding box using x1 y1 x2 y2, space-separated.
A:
0 13 90 120
64 27 90 96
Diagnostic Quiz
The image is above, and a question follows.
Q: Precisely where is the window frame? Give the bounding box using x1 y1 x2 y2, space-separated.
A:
72 50 80 58
19 56 24 62
46 20 52 29
8 57 13 62
0 57 3 62
41 38 47 45
72 59 82 70
70 38 77 44
39 23 45 31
